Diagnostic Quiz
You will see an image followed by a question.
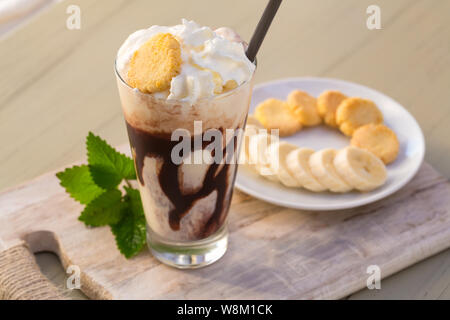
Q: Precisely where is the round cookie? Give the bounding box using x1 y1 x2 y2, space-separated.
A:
351 124 399 164
317 90 347 128
254 98 302 137
336 97 383 136
287 90 321 126
246 114 263 128
127 33 182 93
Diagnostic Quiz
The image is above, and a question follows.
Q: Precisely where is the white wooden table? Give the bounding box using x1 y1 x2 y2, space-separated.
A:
0 0 449 299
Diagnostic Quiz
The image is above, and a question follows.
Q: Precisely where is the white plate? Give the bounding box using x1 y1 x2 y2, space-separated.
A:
235 77 425 211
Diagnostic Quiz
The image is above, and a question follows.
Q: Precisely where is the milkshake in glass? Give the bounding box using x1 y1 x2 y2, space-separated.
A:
115 19 255 268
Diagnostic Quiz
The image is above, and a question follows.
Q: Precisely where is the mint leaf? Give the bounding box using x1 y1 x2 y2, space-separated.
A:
56 165 104 204
111 187 146 258
57 132 145 259
86 132 136 189
89 165 123 190
79 189 125 227
124 186 144 217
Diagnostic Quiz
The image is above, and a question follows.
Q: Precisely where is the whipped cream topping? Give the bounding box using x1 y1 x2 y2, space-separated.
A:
117 19 255 104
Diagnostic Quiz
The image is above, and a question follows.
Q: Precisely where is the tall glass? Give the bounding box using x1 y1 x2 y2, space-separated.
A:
115 64 254 268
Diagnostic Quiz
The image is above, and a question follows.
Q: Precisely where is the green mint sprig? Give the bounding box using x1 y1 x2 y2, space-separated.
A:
56 132 146 258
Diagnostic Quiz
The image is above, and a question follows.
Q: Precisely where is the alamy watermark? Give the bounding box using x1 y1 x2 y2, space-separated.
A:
170 121 280 176
366 265 381 289
66 265 81 290
367 5 382 30
66 5 81 30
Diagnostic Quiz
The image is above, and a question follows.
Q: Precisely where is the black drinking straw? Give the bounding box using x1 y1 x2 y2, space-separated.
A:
246 0 283 62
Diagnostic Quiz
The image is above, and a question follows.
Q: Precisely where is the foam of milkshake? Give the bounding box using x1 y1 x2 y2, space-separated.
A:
116 19 255 242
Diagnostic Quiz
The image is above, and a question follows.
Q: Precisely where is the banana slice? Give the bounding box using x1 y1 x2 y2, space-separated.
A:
334 146 387 191
248 132 279 181
240 124 262 164
309 149 353 193
266 141 301 187
286 148 327 192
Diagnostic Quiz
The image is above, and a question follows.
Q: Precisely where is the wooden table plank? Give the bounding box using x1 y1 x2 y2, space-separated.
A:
324 0 450 177
0 0 413 190
323 0 450 299
2 160 450 299
0 0 449 299
349 247 450 299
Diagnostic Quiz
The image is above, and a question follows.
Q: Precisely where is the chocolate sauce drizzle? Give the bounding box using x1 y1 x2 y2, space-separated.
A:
126 122 239 238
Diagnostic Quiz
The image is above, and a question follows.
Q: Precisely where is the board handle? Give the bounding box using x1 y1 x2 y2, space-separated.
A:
0 243 67 300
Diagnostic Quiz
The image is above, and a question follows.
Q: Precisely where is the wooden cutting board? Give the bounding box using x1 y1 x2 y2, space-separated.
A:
1 145 450 300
